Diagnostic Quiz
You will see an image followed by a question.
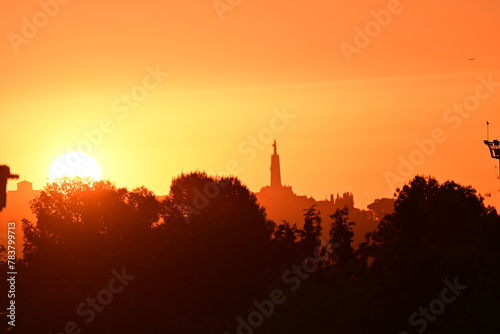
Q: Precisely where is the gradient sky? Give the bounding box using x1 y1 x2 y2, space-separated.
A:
1 0 500 209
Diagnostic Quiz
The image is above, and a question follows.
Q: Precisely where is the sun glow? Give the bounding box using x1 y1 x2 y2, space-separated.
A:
48 152 102 181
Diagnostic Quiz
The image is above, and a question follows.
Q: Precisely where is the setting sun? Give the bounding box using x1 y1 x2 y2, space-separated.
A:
48 152 101 180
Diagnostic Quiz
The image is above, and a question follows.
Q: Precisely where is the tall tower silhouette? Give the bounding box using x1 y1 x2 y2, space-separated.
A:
270 140 282 188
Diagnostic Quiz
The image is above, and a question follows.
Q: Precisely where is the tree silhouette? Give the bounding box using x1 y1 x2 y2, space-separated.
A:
328 206 355 267
155 172 277 325
362 175 500 333
300 205 322 255
19 178 161 333
8 173 500 333
367 197 395 221
23 178 160 262
366 176 488 275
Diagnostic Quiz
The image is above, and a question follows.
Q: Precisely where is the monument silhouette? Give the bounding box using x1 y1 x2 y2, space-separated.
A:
270 140 282 188
255 142 378 245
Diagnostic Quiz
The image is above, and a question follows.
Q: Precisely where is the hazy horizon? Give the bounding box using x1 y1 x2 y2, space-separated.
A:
2 0 500 209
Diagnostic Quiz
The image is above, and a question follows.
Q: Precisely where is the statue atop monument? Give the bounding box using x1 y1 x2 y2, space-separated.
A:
270 141 282 188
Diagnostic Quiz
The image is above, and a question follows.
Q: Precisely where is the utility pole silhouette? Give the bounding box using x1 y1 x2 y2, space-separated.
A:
0 165 19 211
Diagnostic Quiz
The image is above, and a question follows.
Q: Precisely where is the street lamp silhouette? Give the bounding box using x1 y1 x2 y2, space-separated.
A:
483 139 500 160
483 122 500 193
0 165 19 211
483 122 500 160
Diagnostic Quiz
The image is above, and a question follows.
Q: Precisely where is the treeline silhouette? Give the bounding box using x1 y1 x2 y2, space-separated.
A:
1 173 500 333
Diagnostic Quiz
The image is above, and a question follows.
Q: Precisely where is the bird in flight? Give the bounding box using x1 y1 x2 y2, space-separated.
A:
469 58 476 60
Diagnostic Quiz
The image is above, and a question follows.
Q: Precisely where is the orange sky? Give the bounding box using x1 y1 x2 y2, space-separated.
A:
1 0 500 209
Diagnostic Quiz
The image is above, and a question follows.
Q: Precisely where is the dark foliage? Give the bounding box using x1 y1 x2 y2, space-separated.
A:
1 174 499 333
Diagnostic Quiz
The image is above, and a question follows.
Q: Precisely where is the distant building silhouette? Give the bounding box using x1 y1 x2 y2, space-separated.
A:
255 142 378 246
0 180 39 257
